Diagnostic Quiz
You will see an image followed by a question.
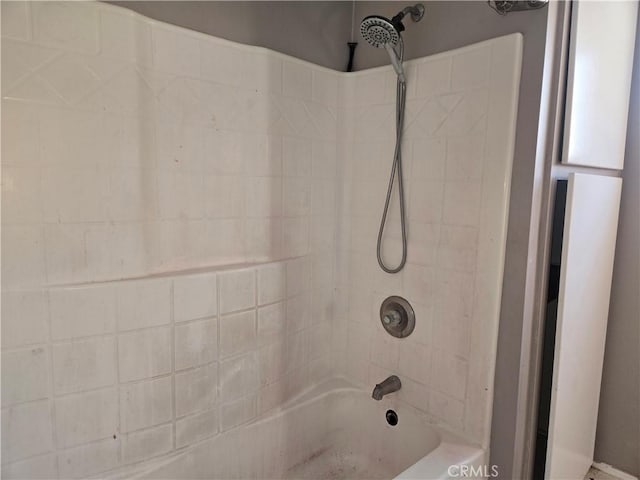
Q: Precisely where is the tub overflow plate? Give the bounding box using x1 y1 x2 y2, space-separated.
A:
380 296 415 338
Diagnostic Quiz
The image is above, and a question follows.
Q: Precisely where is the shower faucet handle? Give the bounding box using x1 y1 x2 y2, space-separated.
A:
382 310 402 328
380 296 415 338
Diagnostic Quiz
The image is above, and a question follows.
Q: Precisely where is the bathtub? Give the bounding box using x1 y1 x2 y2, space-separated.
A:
114 378 484 480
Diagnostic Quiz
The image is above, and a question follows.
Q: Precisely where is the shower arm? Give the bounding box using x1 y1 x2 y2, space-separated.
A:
400 5 425 22
391 4 426 30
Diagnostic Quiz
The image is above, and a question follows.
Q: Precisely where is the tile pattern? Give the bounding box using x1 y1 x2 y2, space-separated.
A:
332 39 522 447
1 1 339 286
1 260 329 478
1 2 336 478
1 0 521 477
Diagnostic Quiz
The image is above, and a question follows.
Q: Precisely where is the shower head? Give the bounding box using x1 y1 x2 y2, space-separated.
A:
360 15 401 48
359 4 425 48
360 5 425 273
359 4 425 82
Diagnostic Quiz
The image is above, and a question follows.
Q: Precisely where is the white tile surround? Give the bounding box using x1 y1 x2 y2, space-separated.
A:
1 260 327 478
334 36 522 449
0 2 522 478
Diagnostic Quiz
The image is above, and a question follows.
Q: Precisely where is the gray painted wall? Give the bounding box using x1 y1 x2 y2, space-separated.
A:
595 9 640 477
107 1 353 70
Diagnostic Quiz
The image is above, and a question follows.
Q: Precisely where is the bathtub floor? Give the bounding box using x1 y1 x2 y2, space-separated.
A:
284 449 395 480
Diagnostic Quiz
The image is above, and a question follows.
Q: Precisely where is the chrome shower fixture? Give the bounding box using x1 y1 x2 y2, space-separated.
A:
359 4 425 274
372 375 402 401
488 0 548 16
360 4 425 47
359 4 425 82
359 15 401 49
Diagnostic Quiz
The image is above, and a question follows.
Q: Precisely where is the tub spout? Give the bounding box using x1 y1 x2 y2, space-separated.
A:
372 375 401 400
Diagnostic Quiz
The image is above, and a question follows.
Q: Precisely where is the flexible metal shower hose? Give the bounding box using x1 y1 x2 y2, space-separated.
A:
377 40 408 274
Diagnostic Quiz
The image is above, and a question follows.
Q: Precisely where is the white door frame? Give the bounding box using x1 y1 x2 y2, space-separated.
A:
510 1 628 477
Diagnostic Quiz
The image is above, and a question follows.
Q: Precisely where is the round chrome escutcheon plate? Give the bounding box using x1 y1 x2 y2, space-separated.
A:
379 295 415 338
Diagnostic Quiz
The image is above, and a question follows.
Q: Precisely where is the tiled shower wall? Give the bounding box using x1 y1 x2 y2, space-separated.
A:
1 1 339 283
1 1 522 479
332 36 522 447
2 260 328 478
2 2 337 477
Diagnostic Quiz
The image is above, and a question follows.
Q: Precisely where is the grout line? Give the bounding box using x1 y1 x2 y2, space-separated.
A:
0 395 52 411
113 371 174 388
48 383 117 402
113 291 124 465
43 289 60 477
174 359 217 378
40 256 305 290
49 321 167 346
0 340 52 354
215 272 222 437
169 280 177 451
